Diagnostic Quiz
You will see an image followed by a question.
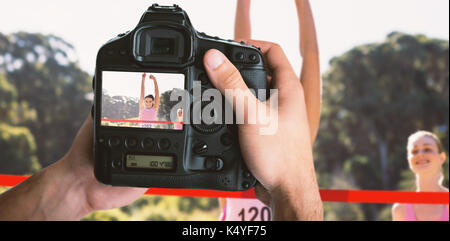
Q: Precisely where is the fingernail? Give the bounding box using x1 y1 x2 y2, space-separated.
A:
205 50 225 70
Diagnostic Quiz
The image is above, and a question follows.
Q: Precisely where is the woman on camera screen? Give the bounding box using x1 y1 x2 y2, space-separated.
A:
139 73 160 128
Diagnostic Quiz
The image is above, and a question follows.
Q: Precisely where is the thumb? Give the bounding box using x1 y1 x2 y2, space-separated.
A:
204 49 259 121
204 49 249 93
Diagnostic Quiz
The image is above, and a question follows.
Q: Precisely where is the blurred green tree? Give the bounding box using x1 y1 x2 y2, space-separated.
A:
0 73 40 174
0 32 92 170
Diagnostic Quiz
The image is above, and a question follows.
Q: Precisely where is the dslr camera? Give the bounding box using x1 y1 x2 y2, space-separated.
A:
93 4 268 191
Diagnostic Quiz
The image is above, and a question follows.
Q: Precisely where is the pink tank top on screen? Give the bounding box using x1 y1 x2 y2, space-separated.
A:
139 108 156 128
405 204 449 221
220 198 272 221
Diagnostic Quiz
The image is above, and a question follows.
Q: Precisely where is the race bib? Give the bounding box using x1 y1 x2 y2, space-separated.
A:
220 198 272 221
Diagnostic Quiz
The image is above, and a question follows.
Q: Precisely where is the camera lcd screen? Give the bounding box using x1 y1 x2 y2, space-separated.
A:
101 71 185 130
126 154 175 170
151 38 175 55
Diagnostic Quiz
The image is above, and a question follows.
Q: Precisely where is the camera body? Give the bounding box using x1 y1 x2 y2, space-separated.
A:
93 4 267 191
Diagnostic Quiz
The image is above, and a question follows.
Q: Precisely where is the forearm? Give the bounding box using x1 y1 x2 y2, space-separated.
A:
296 0 321 143
300 60 321 143
140 79 145 110
153 78 160 109
234 0 252 40
140 79 145 100
154 80 159 97
296 0 319 56
0 159 91 220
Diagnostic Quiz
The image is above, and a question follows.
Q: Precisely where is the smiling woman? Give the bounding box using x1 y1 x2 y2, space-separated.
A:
392 131 449 221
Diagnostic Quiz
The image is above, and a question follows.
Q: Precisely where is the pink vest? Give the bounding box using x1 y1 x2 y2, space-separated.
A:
405 204 449 221
139 108 156 128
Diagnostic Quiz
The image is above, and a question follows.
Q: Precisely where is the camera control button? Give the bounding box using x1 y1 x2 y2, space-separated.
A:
158 138 171 150
249 54 259 63
242 181 250 189
125 138 138 149
235 52 245 61
112 159 122 169
193 142 208 154
243 171 252 179
141 138 154 149
204 157 224 171
98 137 106 145
108 137 121 148
220 133 233 147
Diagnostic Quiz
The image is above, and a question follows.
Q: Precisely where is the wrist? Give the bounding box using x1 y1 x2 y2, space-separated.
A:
270 182 323 221
36 158 92 220
269 156 323 220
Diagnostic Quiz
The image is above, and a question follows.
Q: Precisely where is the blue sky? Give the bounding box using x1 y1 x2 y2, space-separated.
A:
1 0 448 76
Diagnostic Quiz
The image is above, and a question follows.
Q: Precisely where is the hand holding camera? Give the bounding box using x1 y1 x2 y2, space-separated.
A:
0 4 322 221
204 40 322 219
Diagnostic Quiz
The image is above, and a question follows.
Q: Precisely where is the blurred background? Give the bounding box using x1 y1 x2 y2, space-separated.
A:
0 0 448 221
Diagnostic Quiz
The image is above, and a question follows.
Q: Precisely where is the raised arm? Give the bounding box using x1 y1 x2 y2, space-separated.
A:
140 73 146 112
150 75 160 112
234 0 252 40
295 0 322 144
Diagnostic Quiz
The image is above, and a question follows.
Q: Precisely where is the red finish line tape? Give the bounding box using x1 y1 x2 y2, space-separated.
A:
102 118 182 125
0 174 448 204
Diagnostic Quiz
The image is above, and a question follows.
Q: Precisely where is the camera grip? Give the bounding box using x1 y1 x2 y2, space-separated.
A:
240 69 268 101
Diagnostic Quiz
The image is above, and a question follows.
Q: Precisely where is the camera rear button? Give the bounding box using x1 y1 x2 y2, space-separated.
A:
249 54 258 63
141 138 155 150
108 137 121 148
158 138 171 150
204 157 223 171
98 137 105 145
243 171 252 179
235 52 245 61
112 159 122 169
125 138 138 149
220 133 233 147
194 142 208 154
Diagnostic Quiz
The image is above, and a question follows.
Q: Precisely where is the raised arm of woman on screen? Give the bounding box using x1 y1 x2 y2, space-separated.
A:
149 75 160 113
140 73 146 113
